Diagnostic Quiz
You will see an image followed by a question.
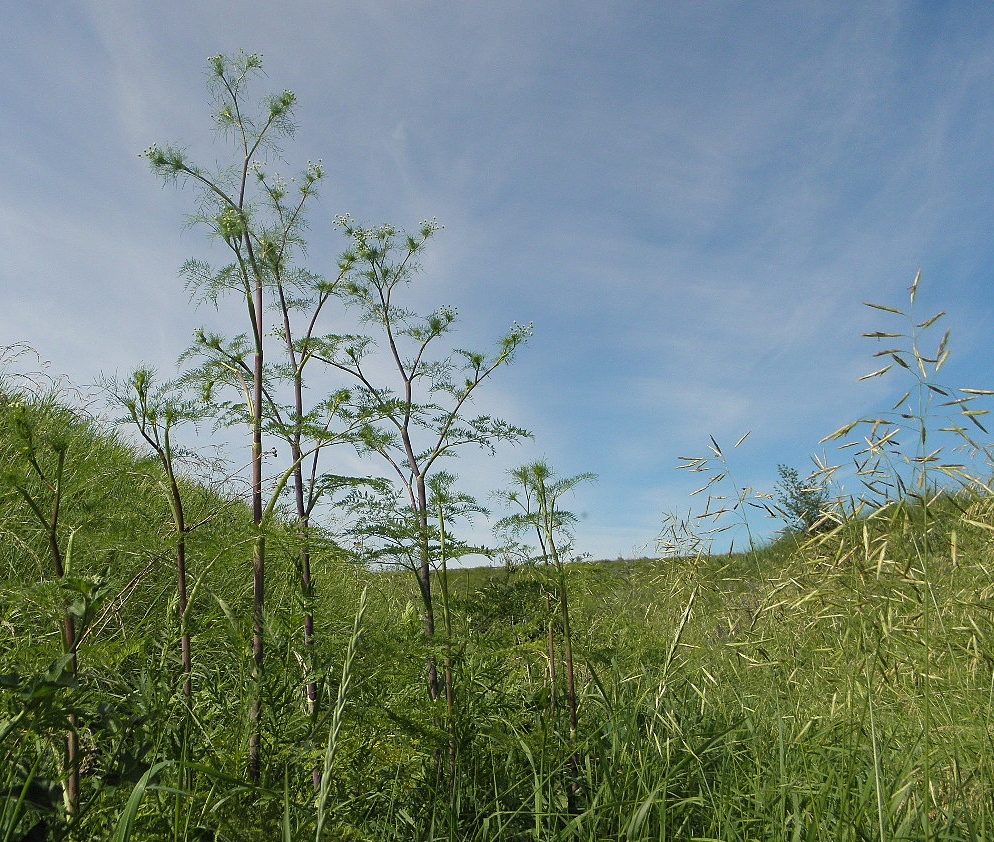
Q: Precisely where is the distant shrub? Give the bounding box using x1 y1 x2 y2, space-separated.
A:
774 464 830 533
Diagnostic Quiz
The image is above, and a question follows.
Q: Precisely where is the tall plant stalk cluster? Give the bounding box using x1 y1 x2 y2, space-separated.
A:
135 53 533 789
3 53 994 841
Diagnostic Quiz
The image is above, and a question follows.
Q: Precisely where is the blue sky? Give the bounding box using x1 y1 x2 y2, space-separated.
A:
3 2 994 559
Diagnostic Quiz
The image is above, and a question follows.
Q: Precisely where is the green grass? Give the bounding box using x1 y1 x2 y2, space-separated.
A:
2 387 994 840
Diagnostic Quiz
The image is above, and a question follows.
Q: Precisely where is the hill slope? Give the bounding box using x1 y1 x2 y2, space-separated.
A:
3 386 994 840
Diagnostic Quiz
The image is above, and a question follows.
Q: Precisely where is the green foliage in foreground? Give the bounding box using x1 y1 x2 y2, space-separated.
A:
2 393 994 840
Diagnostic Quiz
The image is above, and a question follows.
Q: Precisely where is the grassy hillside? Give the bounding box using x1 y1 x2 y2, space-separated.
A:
3 385 994 840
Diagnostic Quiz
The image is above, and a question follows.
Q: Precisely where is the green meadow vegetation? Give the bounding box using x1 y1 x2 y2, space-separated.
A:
3 52 994 841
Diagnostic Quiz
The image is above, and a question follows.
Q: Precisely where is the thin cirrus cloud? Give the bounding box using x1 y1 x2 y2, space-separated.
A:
2 3 994 559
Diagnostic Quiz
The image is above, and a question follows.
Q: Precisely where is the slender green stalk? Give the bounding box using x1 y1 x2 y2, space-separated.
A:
9 407 79 817
436 494 457 798
314 588 367 841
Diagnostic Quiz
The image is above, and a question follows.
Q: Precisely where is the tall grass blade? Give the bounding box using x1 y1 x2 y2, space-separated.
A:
110 761 173 842
314 587 367 841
